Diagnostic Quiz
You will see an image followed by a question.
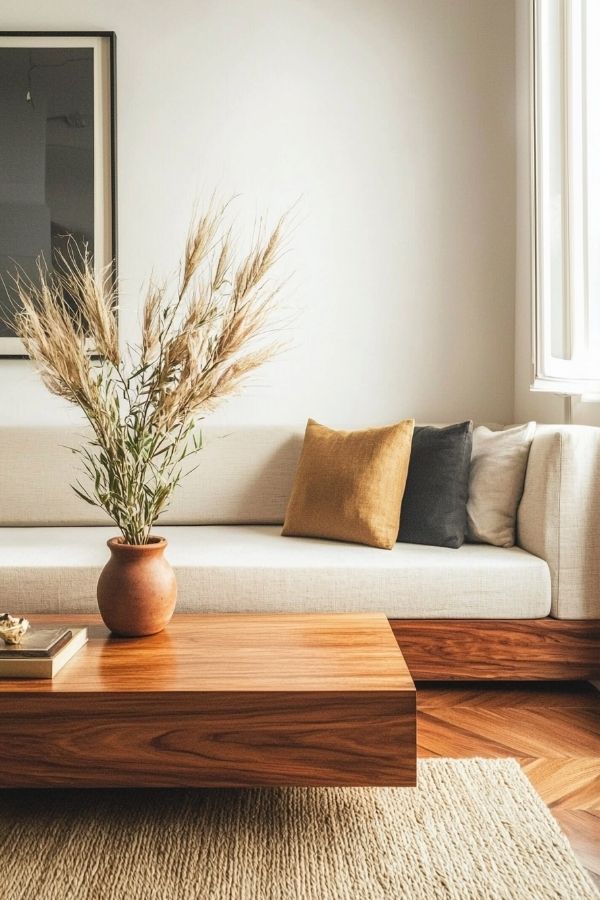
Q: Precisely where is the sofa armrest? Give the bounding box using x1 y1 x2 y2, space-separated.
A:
517 425 600 619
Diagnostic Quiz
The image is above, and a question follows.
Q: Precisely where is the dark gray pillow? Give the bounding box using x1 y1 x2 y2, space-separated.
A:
398 421 473 549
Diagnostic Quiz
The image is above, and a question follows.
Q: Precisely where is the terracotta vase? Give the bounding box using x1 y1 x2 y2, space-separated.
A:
97 536 177 637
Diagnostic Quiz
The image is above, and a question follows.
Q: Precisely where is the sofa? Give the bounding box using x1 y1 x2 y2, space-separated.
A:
1 423 599 680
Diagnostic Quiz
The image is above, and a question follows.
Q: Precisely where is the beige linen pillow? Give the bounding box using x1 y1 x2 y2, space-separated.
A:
282 418 415 549
467 422 536 547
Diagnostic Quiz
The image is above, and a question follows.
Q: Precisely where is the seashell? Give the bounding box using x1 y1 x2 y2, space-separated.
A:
0 614 30 645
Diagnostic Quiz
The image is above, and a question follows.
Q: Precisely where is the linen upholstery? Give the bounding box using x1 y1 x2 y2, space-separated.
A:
517 425 600 619
0 525 551 618
282 419 415 549
0 426 304 527
1 422 597 621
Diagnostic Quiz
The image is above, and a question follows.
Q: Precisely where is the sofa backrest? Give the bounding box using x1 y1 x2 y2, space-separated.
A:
0 426 305 526
0 420 500 528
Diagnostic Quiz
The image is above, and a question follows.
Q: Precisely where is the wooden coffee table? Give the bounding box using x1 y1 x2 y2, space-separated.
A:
0 613 416 788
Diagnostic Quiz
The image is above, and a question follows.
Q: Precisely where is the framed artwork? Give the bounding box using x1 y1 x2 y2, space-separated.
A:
0 31 117 357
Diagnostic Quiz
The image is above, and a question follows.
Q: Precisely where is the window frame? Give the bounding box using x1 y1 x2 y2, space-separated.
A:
530 0 600 395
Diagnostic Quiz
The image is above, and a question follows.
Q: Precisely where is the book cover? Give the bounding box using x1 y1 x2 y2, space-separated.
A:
0 627 72 658
0 628 88 679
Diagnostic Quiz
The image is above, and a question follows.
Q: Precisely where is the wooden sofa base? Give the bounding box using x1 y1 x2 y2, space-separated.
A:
389 618 600 680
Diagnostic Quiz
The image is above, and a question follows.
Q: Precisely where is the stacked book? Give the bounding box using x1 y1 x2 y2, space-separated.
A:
0 625 87 679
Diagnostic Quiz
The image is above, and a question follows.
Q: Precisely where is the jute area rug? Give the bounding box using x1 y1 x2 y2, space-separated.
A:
1 758 596 900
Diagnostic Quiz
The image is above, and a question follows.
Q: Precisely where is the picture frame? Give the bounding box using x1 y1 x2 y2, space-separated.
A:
0 31 117 358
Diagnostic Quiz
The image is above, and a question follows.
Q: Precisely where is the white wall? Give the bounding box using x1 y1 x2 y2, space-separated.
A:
0 0 516 428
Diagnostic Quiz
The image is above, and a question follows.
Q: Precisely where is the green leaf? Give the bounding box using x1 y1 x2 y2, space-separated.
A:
71 484 98 507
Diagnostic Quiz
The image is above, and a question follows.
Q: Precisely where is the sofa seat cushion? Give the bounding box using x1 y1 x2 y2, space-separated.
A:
0 525 551 619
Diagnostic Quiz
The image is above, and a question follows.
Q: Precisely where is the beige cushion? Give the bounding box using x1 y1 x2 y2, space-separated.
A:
0 525 551 619
467 423 536 547
0 426 304 527
282 419 414 549
517 425 600 619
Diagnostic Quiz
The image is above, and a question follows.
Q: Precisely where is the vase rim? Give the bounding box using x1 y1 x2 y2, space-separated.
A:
107 536 167 551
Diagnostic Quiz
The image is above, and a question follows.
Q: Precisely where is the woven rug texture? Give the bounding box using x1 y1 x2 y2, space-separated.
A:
1 758 596 900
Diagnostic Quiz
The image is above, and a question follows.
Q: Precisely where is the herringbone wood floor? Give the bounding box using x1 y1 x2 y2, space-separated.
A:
417 682 600 889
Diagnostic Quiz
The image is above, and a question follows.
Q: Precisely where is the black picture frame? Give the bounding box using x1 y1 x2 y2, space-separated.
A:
0 31 117 358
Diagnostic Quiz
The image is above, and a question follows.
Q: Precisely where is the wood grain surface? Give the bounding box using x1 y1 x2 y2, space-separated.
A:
417 681 600 888
390 618 600 680
0 614 414 693
0 614 416 788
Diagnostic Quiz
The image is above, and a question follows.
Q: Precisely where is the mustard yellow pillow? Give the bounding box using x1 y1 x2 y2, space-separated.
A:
282 418 415 549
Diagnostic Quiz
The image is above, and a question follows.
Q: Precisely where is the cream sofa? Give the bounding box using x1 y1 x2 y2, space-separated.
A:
0 424 599 678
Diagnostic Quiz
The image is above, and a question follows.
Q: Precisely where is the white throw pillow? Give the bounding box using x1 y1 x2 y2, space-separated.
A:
467 422 536 548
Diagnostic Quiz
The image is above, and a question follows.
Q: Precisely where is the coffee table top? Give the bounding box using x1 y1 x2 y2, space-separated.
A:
0 613 414 694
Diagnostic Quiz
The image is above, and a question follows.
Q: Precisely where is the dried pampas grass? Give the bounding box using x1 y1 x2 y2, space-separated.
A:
5 202 288 545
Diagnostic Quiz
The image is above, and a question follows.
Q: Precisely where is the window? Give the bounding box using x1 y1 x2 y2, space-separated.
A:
532 0 600 395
